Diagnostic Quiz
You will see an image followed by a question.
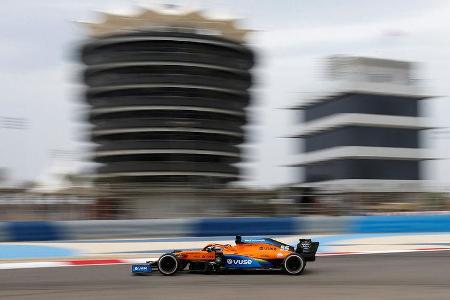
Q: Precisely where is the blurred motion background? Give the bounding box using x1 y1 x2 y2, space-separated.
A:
1 0 450 221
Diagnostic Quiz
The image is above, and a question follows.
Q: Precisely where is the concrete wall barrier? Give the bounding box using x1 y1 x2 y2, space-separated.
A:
300 216 352 234
3 221 66 242
0 222 8 242
62 218 192 240
0 214 449 241
191 217 301 236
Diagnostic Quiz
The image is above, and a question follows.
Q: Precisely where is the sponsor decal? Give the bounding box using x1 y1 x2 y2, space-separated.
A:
259 246 276 251
224 255 271 268
131 265 151 272
301 241 311 252
277 253 283 257
227 259 252 265
243 239 266 243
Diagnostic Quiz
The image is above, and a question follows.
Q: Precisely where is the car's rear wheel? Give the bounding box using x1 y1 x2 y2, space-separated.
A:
158 254 179 276
283 253 306 275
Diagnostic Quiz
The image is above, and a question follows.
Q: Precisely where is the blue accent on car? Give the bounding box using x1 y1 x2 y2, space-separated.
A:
223 255 272 268
131 264 152 273
240 237 289 247
241 238 268 243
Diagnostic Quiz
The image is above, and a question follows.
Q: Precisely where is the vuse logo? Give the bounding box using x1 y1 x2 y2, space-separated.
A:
226 258 252 265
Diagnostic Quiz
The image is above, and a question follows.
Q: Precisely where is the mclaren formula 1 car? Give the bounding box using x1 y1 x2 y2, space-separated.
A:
131 236 319 275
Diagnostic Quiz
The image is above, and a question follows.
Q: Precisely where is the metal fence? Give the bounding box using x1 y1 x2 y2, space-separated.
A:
0 189 449 221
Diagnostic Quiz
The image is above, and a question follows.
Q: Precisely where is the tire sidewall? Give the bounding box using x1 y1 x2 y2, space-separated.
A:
158 254 179 276
283 253 306 275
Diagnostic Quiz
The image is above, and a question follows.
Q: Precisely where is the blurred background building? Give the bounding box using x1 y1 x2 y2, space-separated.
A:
77 7 256 217
291 56 435 196
2 3 449 220
80 8 254 187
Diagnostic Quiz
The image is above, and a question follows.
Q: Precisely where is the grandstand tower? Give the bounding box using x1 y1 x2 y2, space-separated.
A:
80 8 254 186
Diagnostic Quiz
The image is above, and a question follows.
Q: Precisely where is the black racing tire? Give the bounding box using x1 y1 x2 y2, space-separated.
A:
158 253 179 276
283 253 306 275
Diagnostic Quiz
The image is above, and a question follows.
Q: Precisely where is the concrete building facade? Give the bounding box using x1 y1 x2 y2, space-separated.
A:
291 56 434 193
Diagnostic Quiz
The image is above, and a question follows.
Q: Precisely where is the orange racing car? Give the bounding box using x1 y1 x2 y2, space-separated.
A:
131 236 319 275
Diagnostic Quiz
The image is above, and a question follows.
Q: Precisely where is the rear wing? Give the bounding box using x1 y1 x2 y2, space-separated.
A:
296 239 319 261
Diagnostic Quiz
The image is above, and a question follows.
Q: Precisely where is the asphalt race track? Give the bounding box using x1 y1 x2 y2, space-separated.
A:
0 252 449 300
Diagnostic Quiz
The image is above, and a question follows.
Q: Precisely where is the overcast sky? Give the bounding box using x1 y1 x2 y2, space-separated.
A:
1 0 450 188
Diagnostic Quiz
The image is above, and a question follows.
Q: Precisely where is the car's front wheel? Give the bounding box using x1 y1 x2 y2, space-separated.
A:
158 254 179 276
283 253 306 275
